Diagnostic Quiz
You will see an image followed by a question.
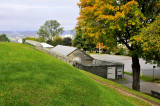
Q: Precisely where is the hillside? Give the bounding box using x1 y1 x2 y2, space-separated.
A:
0 42 155 105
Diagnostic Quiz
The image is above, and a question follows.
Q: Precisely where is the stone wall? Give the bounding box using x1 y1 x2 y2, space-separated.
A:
73 62 108 78
73 62 124 79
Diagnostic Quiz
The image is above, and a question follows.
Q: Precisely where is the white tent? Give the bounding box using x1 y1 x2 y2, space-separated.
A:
41 43 54 49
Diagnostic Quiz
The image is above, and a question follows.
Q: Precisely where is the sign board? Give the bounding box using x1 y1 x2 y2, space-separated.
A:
117 67 123 75
107 67 116 79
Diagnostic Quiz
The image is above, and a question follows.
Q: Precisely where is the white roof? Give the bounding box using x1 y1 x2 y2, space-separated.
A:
51 45 77 56
41 43 54 48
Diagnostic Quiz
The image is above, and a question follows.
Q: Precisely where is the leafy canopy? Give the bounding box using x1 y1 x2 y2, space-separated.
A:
76 0 160 54
136 14 160 64
37 20 64 41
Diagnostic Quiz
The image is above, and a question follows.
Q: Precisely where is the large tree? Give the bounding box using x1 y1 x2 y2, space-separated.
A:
37 20 64 41
76 0 160 91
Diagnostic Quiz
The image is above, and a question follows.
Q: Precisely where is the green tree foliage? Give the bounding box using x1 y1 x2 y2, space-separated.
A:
37 20 64 41
76 0 160 91
0 34 9 42
84 40 96 52
37 26 49 41
139 14 160 65
73 29 96 51
46 39 53 46
52 36 63 46
63 37 72 46
72 29 85 49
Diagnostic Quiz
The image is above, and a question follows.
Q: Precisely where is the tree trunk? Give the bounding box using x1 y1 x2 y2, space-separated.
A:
132 54 140 91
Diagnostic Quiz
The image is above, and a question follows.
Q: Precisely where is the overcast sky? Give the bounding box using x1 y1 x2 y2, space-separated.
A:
0 0 79 31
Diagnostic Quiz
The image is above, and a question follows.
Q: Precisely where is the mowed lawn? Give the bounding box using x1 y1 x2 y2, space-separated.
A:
0 42 150 105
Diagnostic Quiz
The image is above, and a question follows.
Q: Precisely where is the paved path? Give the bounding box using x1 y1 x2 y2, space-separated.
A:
91 54 160 77
117 74 160 94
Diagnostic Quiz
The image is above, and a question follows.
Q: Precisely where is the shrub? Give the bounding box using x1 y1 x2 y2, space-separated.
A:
52 36 63 46
0 34 10 42
113 47 126 55
46 39 53 45
63 37 72 46
22 37 44 43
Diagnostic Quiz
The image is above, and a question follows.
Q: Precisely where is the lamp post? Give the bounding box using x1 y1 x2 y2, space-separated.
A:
153 65 156 80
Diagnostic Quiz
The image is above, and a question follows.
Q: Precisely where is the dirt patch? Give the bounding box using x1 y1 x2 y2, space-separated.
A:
88 75 160 106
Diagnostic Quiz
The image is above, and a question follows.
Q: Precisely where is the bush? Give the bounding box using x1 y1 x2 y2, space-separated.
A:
22 37 44 43
0 34 10 42
63 37 72 46
46 39 53 45
52 36 63 46
113 47 126 55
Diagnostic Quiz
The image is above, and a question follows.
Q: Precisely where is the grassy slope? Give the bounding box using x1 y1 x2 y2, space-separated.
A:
0 42 151 105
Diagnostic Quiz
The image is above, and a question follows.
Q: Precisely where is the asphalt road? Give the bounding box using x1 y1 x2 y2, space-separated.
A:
91 54 160 78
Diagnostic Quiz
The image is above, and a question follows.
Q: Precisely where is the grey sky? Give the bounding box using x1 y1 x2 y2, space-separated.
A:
0 0 79 31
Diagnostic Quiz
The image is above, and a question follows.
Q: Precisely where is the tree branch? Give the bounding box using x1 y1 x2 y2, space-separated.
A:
117 32 134 51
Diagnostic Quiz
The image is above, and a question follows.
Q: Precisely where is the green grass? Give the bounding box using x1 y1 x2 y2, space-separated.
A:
124 72 158 82
0 42 155 105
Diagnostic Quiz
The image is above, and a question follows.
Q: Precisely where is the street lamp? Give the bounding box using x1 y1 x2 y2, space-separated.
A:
153 65 156 80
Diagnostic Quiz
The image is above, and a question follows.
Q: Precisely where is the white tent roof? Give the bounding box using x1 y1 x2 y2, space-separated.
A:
51 45 77 56
41 43 54 48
